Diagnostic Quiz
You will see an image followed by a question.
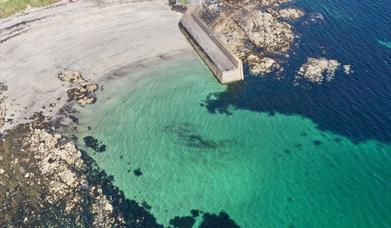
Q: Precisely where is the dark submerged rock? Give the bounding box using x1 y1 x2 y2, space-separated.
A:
191 209 200 217
199 212 240 228
133 168 143 177
169 216 196 228
83 136 106 152
313 140 322 146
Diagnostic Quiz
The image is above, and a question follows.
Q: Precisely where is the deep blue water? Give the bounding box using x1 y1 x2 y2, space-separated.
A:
204 0 391 144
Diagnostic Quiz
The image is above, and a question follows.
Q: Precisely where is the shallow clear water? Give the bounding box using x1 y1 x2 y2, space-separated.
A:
76 0 391 226
77 54 390 227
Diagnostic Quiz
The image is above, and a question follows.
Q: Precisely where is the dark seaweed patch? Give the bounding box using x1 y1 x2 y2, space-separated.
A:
186 134 219 149
191 209 200 217
142 201 152 210
163 122 236 149
83 136 106 152
133 168 143 177
199 212 240 228
313 140 322 146
169 216 195 228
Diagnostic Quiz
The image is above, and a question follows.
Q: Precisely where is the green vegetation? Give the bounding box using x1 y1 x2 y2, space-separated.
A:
0 0 57 18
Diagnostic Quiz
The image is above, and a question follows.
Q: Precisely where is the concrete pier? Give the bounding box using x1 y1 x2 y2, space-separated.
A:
179 7 244 84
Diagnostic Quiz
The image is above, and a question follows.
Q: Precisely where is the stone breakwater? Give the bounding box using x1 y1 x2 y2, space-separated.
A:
201 0 304 75
179 7 244 83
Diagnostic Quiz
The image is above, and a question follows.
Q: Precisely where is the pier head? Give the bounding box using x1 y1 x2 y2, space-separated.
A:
179 6 244 84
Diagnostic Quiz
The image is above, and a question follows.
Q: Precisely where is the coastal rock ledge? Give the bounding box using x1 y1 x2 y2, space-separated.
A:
0 116 162 227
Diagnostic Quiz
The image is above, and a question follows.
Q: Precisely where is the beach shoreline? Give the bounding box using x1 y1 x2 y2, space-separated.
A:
0 0 190 133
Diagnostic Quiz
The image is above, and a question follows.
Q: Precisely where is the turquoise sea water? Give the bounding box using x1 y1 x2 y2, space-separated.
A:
76 0 391 226
77 54 391 227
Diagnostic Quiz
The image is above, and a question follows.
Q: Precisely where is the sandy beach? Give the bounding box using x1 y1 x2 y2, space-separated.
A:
0 0 190 132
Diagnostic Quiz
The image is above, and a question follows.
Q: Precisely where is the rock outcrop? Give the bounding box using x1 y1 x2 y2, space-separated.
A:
58 69 98 105
277 8 305 20
201 0 304 76
248 54 280 75
343 64 352 74
58 70 87 84
67 83 98 105
0 116 161 227
296 57 340 84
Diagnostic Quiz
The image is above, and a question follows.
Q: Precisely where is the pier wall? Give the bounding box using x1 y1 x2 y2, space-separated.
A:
179 7 244 84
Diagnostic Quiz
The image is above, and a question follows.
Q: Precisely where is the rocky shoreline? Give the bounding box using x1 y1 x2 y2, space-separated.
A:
0 81 163 227
0 112 240 226
200 0 304 76
0 64 240 227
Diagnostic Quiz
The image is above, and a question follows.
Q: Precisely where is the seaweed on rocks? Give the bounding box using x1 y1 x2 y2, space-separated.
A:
169 215 196 228
313 140 322 146
199 212 240 228
191 209 200 217
83 136 106 152
86 168 163 228
133 168 143 177
0 115 164 227
167 210 240 228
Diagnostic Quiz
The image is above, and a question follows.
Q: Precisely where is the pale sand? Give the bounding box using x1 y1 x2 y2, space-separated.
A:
0 0 191 132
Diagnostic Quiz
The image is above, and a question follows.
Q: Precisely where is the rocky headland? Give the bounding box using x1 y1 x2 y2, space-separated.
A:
200 0 304 76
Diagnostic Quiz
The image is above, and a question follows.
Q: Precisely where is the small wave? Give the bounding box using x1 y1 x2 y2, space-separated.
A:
378 39 391 49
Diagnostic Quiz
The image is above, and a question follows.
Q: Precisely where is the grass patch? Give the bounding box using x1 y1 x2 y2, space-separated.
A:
0 0 58 18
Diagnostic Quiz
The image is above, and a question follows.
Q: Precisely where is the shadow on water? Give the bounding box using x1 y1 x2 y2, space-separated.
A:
202 72 391 144
202 0 391 144
163 122 238 149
